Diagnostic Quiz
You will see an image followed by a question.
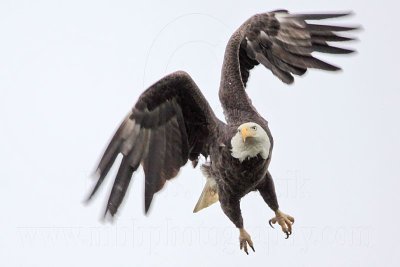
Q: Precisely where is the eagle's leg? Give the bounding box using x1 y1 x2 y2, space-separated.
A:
257 171 295 239
219 197 255 254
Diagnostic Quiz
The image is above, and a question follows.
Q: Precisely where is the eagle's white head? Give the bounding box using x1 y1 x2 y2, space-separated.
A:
231 122 271 162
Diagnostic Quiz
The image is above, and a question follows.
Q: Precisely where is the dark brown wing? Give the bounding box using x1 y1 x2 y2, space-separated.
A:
240 11 359 86
88 71 221 215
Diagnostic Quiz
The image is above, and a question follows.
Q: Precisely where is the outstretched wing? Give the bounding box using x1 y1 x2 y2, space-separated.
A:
240 11 358 86
88 71 220 215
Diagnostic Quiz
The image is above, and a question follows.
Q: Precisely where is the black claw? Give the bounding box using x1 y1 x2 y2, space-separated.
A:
269 219 274 228
285 232 289 239
250 245 255 252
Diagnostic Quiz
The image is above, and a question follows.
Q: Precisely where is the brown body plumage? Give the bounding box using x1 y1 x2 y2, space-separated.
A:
88 10 358 254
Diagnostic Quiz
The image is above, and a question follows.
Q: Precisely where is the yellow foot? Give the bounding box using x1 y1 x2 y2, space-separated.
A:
269 210 295 239
239 228 255 255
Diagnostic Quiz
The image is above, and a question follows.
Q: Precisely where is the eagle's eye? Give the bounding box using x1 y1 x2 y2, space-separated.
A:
237 129 241 133
252 126 257 131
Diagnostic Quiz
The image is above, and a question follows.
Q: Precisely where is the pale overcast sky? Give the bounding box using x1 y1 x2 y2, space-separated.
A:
1 0 399 266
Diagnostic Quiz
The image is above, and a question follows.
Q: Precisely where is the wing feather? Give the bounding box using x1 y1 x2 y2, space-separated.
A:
239 10 359 85
143 126 166 213
104 157 134 216
88 71 220 215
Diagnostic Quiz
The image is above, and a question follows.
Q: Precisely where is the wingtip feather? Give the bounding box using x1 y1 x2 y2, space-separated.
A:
144 199 152 215
291 11 353 21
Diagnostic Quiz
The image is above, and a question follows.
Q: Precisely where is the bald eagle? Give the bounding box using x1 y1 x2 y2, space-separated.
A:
88 10 358 254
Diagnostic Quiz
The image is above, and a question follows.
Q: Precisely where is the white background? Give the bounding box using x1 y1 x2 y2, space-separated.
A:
1 0 399 266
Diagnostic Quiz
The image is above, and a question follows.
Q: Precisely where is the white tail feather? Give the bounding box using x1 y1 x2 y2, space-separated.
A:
193 178 219 213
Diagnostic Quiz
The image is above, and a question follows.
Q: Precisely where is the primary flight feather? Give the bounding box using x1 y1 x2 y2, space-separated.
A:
88 10 358 254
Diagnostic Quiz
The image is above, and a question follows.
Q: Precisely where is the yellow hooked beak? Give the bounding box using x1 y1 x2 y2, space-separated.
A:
241 127 250 143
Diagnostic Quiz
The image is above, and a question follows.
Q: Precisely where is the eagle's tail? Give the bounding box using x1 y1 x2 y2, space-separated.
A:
193 178 219 213
193 163 219 213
